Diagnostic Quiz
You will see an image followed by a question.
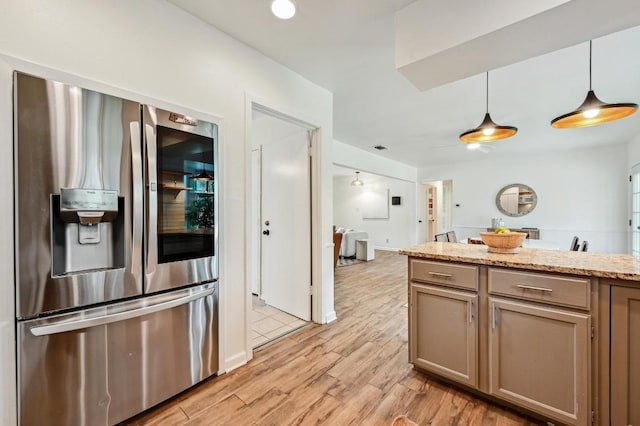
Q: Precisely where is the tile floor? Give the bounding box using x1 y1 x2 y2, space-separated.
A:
251 295 308 348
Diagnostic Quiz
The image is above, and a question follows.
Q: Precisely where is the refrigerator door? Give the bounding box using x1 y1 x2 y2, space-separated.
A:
17 283 218 426
14 72 144 318
143 106 218 294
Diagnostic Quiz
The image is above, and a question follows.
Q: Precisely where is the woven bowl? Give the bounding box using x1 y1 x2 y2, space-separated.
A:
479 231 528 254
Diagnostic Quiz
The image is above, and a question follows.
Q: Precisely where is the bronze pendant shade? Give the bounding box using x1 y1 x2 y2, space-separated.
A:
191 169 213 181
191 155 213 181
459 72 517 143
551 41 638 129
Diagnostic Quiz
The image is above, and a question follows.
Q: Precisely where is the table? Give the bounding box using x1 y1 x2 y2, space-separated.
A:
356 239 375 261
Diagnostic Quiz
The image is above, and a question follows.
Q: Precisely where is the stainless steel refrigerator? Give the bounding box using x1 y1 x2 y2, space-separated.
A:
14 72 219 425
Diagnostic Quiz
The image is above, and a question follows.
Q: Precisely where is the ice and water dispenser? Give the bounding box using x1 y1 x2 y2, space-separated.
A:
51 188 125 276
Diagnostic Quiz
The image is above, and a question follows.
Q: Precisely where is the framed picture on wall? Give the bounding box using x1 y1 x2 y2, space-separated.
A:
362 188 389 219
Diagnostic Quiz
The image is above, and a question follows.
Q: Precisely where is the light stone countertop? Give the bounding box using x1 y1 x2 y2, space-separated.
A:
399 242 640 281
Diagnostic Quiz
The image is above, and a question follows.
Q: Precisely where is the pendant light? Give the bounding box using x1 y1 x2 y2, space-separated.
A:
551 40 638 128
459 72 518 143
191 152 213 181
351 171 364 187
460 72 518 143
271 0 296 19
191 167 213 181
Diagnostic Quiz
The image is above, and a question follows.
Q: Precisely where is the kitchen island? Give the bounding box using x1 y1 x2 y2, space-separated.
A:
399 242 640 426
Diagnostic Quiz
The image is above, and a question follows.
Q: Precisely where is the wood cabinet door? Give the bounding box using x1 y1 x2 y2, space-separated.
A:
488 298 589 425
410 284 478 388
611 286 640 426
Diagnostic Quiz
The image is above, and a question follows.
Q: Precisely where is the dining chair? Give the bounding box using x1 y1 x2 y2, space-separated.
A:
580 241 589 252
446 231 457 243
434 233 449 242
468 237 485 245
569 236 580 251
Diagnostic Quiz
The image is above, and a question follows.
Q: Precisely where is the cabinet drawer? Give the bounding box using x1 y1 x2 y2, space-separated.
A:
410 259 478 291
488 268 590 310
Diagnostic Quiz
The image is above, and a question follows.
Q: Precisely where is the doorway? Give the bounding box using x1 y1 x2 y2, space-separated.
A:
249 107 313 348
421 180 453 242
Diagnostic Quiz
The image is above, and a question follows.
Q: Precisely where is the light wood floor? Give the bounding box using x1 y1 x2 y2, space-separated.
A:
124 250 543 426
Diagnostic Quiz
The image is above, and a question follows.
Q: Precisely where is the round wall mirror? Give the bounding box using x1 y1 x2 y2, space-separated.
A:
495 184 537 217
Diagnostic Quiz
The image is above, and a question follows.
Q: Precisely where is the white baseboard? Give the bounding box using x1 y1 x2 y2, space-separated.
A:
324 310 337 324
374 246 400 252
223 351 248 373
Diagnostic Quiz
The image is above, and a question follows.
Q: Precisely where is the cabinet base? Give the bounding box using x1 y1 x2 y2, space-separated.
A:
411 365 564 426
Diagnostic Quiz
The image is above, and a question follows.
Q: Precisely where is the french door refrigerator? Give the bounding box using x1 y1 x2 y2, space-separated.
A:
14 72 219 426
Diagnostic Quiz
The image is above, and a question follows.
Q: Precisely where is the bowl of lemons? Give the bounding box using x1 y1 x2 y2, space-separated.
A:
479 227 528 253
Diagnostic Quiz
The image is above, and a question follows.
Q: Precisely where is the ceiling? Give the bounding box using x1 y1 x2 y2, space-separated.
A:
168 0 640 168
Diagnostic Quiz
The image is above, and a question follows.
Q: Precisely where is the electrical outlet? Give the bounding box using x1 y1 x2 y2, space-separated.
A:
385 238 390 243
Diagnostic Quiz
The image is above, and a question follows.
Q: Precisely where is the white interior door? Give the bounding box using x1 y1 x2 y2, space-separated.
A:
260 128 311 321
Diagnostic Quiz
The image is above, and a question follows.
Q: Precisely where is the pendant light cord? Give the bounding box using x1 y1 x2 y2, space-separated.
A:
589 40 592 91
486 71 489 113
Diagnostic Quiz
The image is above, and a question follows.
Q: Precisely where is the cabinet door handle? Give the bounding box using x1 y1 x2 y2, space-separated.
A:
492 304 497 329
468 300 474 324
428 272 453 278
516 284 553 292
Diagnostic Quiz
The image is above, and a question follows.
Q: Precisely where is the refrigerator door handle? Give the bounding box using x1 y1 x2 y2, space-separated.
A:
144 118 158 275
130 121 143 275
30 287 214 336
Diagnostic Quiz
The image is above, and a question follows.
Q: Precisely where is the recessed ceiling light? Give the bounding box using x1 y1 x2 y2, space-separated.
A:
271 0 296 19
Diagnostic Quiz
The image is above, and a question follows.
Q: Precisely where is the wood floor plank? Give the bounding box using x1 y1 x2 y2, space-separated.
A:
233 355 310 404
125 403 189 426
178 362 271 418
367 345 413 393
274 351 342 395
360 383 422 425
258 374 339 426
323 383 385 425
402 381 452 424
124 250 544 426
289 393 343 425
326 341 380 382
189 388 288 426
184 394 245 426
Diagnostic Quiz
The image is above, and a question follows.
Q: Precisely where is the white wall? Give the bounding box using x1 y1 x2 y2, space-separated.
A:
332 139 419 251
334 173 417 250
333 139 418 182
0 1 333 424
628 132 640 168
419 144 629 253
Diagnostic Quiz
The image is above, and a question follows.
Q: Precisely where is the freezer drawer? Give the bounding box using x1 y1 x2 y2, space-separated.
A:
17 283 218 426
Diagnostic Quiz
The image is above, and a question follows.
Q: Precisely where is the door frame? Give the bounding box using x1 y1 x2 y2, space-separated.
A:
420 180 453 241
630 163 640 255
245 99 321 359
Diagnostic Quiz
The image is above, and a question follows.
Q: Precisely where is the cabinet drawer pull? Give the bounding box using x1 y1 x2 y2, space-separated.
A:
428 272 453 278
516 284 553 293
